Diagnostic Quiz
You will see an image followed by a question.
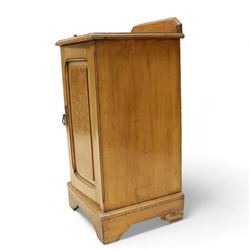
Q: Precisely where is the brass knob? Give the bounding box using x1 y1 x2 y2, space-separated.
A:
62 113 67 126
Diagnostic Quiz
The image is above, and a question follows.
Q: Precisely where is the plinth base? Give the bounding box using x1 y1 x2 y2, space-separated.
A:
67 182 184 244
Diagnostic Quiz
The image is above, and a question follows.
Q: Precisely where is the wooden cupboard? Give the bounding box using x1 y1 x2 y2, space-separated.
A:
56 17 185 244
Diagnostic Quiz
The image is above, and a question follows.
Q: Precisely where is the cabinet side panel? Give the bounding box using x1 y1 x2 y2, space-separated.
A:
96 39 182 211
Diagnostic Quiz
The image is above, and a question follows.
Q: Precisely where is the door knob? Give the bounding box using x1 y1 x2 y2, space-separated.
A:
62 113 67 126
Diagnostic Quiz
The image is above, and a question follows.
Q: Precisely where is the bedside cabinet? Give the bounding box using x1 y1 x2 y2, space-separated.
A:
56 17 184 244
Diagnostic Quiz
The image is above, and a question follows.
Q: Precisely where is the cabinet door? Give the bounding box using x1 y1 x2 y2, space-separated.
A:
67 60 94 182
65 58 98 202
61 43 103 206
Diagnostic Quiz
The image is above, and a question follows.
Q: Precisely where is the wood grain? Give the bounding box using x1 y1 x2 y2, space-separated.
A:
57 17 184 243
96 39 182 211
55 32 184 46
59 43 104 206
67 60 95 182
68 182 184 244
131 17 182 33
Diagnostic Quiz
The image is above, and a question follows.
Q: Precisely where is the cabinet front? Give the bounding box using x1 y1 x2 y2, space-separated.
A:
61 44 102 205
67 60 95 183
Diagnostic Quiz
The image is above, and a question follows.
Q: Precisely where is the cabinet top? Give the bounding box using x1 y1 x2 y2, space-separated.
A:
56 17 184 46
55 32 184 46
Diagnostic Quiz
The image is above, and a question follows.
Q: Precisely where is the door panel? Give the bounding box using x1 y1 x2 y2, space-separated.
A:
61 43 103 206
67 60 95 184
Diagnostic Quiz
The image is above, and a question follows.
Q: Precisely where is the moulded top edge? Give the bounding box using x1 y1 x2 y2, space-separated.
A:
55 32 184 46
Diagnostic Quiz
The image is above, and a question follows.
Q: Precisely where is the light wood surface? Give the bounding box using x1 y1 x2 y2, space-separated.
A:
55 32 184 46
67 60 94 182
57 17 184 243
60 43 104 206
96 39 182 211
131 17 182 33
68 182 184 244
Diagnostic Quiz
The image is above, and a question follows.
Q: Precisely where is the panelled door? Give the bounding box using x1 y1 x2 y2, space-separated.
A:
64 47 101 204
67 60 95 182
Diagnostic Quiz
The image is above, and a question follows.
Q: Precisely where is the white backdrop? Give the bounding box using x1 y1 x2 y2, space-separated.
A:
0 0 249 249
